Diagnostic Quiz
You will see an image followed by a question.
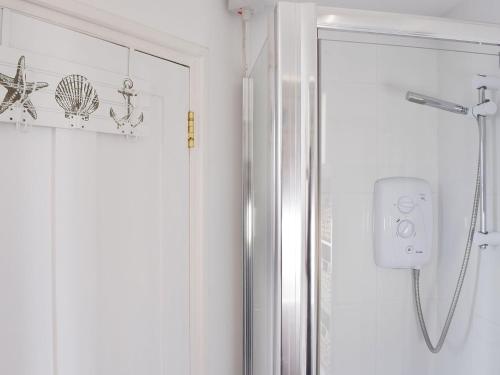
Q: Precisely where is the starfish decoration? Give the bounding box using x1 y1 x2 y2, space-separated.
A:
0 56 48 119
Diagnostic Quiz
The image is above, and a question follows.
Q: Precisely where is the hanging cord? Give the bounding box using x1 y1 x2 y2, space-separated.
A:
240 8 252 77
412 115 482 353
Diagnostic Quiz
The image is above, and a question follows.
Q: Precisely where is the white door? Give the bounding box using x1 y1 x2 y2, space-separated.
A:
0 10 191 375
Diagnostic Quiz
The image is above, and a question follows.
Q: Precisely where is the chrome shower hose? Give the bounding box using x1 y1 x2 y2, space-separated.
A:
412 119 482 354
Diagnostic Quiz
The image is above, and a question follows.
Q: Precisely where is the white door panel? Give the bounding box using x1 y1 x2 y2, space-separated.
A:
53 130 98 375
132 51 191 375
0 10 190 375
0 126 54 375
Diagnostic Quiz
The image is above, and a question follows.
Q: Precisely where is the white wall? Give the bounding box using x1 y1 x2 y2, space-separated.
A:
246 10 271 74
448 0 500 24
69 1 244 375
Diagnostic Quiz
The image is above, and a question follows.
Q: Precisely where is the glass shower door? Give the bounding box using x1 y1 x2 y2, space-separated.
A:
318 29 500 375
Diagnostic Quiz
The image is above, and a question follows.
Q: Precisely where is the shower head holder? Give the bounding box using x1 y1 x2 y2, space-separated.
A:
407 75 500 119
470 100 497 118
474 231 500 247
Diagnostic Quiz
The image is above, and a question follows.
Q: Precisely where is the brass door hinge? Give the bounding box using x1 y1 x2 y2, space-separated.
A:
188 111 195 149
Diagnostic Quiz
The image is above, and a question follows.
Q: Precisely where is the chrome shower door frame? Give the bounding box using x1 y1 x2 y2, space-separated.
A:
276 3 319 375
243 3 319 375
243 10 279 375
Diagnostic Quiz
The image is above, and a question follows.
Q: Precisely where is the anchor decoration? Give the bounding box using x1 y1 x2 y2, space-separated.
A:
0 55 49 121
110 78 144 134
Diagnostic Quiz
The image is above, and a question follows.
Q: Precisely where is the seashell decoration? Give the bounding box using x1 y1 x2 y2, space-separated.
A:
55 74 99 121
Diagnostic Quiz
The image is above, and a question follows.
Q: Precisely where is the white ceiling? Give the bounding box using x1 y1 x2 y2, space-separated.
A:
314 0 465 17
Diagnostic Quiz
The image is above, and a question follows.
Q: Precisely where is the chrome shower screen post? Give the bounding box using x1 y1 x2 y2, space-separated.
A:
277 2 319 375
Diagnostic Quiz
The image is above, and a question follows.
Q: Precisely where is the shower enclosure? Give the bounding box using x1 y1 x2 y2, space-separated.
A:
244 2 500 375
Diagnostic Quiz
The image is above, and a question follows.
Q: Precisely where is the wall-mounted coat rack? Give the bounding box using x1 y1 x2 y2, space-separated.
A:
0 46 151 137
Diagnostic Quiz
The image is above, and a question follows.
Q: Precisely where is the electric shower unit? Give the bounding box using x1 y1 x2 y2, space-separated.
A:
373 74 500 353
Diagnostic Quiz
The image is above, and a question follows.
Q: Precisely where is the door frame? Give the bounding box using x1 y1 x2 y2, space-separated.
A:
0 1 206 374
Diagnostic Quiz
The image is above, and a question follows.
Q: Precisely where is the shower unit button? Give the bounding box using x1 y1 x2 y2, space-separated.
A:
373 177 433 269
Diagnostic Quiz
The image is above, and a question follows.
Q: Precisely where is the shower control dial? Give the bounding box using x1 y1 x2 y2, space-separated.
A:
397 196 415 213
397 219 415 239
373 177 432 269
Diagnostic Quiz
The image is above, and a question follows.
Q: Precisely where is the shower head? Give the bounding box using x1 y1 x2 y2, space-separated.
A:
406 91 469 115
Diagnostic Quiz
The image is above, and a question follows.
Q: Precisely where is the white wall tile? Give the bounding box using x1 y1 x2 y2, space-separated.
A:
322 82 378 194
321 37 440 375
377 45 438 93
320 41 377 84
330 304 377 375
435 41 500 375
330 193 376 306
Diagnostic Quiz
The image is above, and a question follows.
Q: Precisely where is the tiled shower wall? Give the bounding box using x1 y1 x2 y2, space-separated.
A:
319 33 440 375
319 31 500 375
435 48 500 375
